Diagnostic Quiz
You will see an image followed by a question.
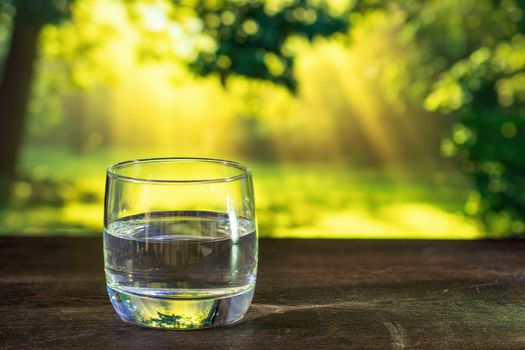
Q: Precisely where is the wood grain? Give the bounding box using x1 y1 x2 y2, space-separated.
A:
1 237 524 349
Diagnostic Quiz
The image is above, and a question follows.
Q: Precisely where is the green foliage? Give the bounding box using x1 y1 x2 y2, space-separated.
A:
424 2 525 236
2 0 524 237
351 0 525 236
189 0 348 91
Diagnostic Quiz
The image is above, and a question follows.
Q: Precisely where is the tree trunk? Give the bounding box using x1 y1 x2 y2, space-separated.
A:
0 10 41 202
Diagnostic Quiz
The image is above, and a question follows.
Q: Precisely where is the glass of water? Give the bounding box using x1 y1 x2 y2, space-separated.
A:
103 158 258 329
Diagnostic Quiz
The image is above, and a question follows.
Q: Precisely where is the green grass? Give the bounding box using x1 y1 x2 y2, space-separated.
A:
0 146 480 238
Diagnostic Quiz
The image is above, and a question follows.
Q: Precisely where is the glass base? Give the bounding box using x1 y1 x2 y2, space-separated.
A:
107 286 254 330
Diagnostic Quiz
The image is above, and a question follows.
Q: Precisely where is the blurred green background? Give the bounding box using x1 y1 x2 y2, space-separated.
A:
0 0 524 238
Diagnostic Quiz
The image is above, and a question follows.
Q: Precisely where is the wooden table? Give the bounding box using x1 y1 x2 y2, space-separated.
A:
1 237 524 349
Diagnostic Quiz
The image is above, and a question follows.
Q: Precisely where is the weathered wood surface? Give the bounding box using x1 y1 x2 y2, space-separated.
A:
1 237 525 349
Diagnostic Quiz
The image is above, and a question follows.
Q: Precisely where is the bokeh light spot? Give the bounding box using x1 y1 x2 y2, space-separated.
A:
501 122 517 138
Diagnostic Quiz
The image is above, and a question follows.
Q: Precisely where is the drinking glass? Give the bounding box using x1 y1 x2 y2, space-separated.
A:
103 158 258 329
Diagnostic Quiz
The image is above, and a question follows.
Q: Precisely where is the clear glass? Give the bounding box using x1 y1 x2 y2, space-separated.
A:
103 158 258 330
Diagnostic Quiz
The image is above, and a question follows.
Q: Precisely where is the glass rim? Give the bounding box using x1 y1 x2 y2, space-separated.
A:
106 157 252 184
